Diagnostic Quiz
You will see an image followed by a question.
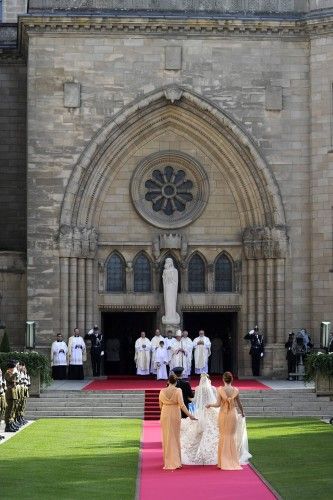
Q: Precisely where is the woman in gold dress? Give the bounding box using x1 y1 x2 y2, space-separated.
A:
159 373 197 470
206 371 245 470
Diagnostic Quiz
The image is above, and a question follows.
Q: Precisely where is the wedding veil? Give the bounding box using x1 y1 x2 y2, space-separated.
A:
193 374 217 411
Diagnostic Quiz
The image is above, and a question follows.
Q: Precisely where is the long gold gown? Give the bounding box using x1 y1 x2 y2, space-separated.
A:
217 386 242 470
159 385 188 470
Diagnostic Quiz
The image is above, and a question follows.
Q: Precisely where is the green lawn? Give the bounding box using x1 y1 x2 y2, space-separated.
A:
0 419 142 500
247 418 333 500
1 418 332 500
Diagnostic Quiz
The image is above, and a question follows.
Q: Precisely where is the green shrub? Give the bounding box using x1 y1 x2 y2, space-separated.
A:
0 351 51 386
304 351 333 382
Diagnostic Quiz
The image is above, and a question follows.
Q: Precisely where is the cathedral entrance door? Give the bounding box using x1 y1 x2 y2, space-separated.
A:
182 312 237 374
102 312 157 375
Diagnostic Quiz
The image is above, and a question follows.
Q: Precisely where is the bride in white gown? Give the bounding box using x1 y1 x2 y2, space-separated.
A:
180 374 252 466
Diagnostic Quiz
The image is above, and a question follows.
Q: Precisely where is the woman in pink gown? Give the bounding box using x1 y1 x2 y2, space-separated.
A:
207 371 245 470
159 373 197 470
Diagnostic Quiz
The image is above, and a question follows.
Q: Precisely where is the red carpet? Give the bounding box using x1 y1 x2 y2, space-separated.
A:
139 421 277 500
83 376 271 391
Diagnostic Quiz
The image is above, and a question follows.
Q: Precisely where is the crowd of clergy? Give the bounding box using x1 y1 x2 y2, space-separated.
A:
0 360 31 436
135 329 219 379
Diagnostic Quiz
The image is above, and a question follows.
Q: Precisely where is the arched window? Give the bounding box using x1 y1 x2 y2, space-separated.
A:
134 253 152 292
188 254 205 292
106 253 125 292
215 254 233 292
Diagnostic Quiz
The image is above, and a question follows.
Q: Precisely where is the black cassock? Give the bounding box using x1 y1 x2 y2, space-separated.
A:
176 378 194 418
244 332 264 376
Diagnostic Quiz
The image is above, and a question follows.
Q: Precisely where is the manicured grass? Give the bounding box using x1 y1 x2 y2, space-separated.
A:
0 419 142 500
247 418 333 500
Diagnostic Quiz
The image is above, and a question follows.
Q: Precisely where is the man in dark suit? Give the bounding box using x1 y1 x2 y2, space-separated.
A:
172 366 194 418
244 325 264 376
85 325 105 377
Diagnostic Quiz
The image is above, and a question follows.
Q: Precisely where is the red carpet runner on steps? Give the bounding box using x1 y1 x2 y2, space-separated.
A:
139 421 277 500
83 376 271 391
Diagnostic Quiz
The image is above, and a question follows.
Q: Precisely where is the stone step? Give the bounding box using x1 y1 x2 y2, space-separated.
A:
25 409 144 417
27 400 143 406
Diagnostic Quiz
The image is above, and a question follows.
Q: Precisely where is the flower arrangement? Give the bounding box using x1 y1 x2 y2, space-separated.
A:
304 351 333 383
0 351 51 385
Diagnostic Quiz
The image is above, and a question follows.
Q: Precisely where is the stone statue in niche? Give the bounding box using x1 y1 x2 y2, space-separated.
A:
162 257 180 326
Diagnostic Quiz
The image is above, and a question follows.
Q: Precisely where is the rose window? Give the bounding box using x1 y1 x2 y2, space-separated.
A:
144 166 193 216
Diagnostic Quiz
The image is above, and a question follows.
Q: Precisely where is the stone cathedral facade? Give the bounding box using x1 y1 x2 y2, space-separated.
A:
1 1 333 377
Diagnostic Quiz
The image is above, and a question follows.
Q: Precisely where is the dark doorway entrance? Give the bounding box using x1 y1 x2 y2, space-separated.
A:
102 312 156 375
182 312 237 374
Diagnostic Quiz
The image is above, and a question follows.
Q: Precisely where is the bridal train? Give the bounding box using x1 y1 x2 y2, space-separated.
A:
180 374 252 466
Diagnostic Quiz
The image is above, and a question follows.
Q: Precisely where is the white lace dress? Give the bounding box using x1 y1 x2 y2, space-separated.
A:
180 376 252 466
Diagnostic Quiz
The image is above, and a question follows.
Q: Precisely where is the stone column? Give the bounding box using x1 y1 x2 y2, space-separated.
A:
265 259 274 344
60 257 69 339
207 263 214 292
85 258 94 330
126 262 133 292
69 257 78 332
77 258 86 334
274 258 285 343
256 259 265 328
247 259 256 330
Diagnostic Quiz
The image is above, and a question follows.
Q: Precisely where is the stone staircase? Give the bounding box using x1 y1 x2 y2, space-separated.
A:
25 388 333 420
25 391 145 419
239 389 333 418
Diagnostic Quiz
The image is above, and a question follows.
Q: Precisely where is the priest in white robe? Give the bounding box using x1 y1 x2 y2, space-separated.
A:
150 329 165 374
134 332 151 375
182 330 193 377
68 328 86 380
154 340 168 380
193 330 211 374
169 330 187 373
51 333 68 380
164 330 175 364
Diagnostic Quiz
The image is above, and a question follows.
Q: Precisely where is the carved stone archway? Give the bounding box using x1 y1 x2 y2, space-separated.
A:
58 87 287 375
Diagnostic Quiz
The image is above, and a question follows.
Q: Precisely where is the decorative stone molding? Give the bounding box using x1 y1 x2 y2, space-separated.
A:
131 151 209 230
59 225 98 258
243 225 288 259
18 15 333 44
164 86 183 103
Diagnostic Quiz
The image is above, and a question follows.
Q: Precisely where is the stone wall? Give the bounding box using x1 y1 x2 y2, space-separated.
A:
2 0 27 23
25 27 310 355
0 63 27 251
309 34 333 336
0 252 26 349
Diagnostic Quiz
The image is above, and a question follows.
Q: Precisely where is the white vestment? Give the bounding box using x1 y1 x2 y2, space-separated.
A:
193 336 211 374
51 340 68 366
182 337 193 377
210 337 223 374
68 336 86 365
169 339 187 371
164 337 175 362
150 335 165 374
134 337 151 375
181 376 252 466
154 346 168 380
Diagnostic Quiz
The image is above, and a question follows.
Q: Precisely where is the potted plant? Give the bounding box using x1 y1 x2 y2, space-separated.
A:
304 351 333 396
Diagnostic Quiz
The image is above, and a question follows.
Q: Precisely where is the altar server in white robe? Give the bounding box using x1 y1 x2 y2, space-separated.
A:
182 330 193 377
154 340 168 380
68 328 86 380
51 333 68 380
135 332 151 375
169 330 187 373
150 329 165 374
193 330 211 374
